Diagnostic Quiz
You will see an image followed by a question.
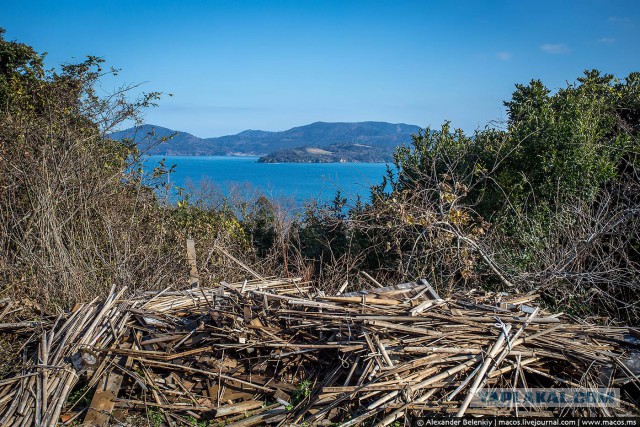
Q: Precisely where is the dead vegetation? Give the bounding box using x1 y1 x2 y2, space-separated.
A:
0 262 638 425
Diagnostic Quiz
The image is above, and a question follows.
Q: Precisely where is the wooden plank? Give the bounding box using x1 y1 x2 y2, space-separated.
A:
84 370 124 426
214 400 263 417
320 296 400 306
186 238 200 288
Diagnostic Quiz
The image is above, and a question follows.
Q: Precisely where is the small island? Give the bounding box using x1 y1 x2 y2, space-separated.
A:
257 143 396 163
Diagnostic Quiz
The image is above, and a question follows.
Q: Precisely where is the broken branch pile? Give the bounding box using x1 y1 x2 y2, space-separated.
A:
0 278 639 425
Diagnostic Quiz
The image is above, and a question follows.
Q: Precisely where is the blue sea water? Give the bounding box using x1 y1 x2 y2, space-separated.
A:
142 155 391 207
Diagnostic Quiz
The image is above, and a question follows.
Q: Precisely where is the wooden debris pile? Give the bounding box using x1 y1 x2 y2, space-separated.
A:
0 277 639 426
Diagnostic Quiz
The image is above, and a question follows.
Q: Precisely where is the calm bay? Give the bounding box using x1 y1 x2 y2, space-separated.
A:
142 155 391 207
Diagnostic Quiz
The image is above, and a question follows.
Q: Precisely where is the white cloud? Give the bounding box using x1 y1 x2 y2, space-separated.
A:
540 43 570 54
598 37 616 43
496 51 511 61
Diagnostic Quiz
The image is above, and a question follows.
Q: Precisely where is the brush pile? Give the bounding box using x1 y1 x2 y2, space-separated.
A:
0 277 639 426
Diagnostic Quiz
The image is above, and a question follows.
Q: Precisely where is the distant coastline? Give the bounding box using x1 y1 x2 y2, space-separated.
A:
110 121 419 163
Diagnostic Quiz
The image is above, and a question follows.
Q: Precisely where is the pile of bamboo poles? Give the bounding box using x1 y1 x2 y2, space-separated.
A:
0 277 639 426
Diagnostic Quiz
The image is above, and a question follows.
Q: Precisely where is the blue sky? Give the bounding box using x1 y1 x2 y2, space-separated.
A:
2 0 639 137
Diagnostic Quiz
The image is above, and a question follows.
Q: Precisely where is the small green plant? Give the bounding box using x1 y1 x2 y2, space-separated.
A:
147 408 164 427
67 383 91 408
286 379 313 410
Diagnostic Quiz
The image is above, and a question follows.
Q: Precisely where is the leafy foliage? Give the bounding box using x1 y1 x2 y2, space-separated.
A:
358 70 640 320
1 25 638 330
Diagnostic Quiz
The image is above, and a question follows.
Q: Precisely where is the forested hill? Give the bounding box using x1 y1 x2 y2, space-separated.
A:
109 121 420 159
108 124 219 156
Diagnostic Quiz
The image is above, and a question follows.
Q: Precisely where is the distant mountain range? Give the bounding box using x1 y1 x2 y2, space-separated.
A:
109 121 420 162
